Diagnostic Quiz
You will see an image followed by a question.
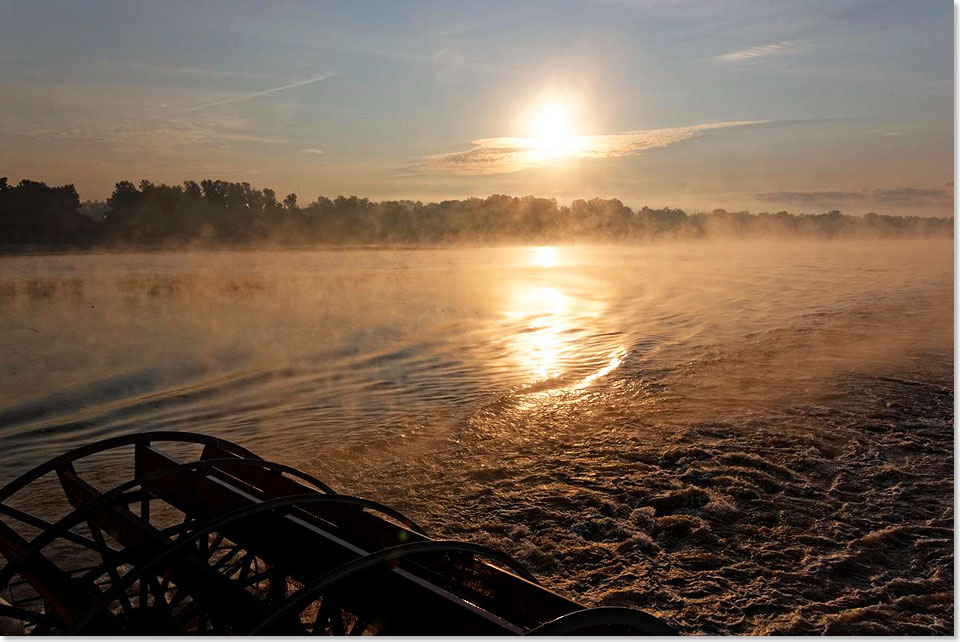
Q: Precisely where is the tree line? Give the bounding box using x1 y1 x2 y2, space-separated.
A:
0 176 953 247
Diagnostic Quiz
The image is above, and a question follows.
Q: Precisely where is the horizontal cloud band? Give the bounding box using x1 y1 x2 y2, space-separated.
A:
755 187 954 206
417 120 765 175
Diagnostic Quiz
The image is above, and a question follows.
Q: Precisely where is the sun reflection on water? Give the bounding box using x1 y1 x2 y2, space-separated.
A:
501 247 627 388
573 348 628 389
530 246 559 268
503 285 571 381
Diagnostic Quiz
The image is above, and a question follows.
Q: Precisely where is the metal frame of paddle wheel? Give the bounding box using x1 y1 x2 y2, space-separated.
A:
0 431 675 635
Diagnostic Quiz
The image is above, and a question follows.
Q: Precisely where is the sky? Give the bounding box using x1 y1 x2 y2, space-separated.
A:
0 0 953 216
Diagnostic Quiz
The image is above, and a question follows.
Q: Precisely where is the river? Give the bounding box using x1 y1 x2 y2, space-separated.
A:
0 240 953 633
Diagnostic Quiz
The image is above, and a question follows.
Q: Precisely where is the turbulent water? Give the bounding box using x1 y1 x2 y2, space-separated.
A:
0 241 953 634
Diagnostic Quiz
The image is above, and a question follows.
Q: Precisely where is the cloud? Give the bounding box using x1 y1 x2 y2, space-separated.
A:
754 187 953 206
872 187 953 203
177 72 336 114
754 190 860 204
0 112 293 165
113 61 284 81
417 120 765 175
300 148 325 155
716 41 804 63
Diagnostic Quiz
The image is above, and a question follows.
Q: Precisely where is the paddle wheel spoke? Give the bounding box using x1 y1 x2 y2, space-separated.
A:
87 524 134 616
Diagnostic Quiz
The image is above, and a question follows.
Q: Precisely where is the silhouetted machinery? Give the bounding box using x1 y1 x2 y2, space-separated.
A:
0 432 674 635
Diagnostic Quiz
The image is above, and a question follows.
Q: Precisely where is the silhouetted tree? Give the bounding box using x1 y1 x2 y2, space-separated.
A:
0 178 91 244
0 174 953 247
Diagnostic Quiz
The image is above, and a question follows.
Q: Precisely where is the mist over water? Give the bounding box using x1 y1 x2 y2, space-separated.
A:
0 240 953 633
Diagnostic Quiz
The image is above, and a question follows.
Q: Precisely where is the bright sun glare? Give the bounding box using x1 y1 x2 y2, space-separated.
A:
523 97 582 158
531 246 558 268
531 101 573 140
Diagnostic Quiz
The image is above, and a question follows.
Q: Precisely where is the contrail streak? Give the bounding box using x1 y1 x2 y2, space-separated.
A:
178 72 336 114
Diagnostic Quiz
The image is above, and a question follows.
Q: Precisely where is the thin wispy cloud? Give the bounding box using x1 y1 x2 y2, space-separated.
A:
716 41 804 63
114 60 283 81
0 118 293 155
417 121 765 175
300 148 325 155
177 72 336 114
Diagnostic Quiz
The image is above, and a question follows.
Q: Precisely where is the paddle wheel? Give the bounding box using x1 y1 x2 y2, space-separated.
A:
0 432 673 635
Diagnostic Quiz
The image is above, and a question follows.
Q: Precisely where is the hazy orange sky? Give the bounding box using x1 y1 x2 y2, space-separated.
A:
0 0 953 216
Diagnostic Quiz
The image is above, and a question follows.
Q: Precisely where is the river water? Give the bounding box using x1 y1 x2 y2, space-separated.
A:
0 241 953 633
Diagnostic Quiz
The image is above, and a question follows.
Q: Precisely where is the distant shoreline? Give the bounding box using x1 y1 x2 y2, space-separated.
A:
1 176 953 250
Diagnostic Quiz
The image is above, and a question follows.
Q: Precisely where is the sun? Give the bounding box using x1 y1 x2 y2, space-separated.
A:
531 101 573 140
521 96 583 157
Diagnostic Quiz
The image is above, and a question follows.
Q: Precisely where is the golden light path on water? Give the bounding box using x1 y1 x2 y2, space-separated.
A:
530 245 558 269
503 246 628 390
